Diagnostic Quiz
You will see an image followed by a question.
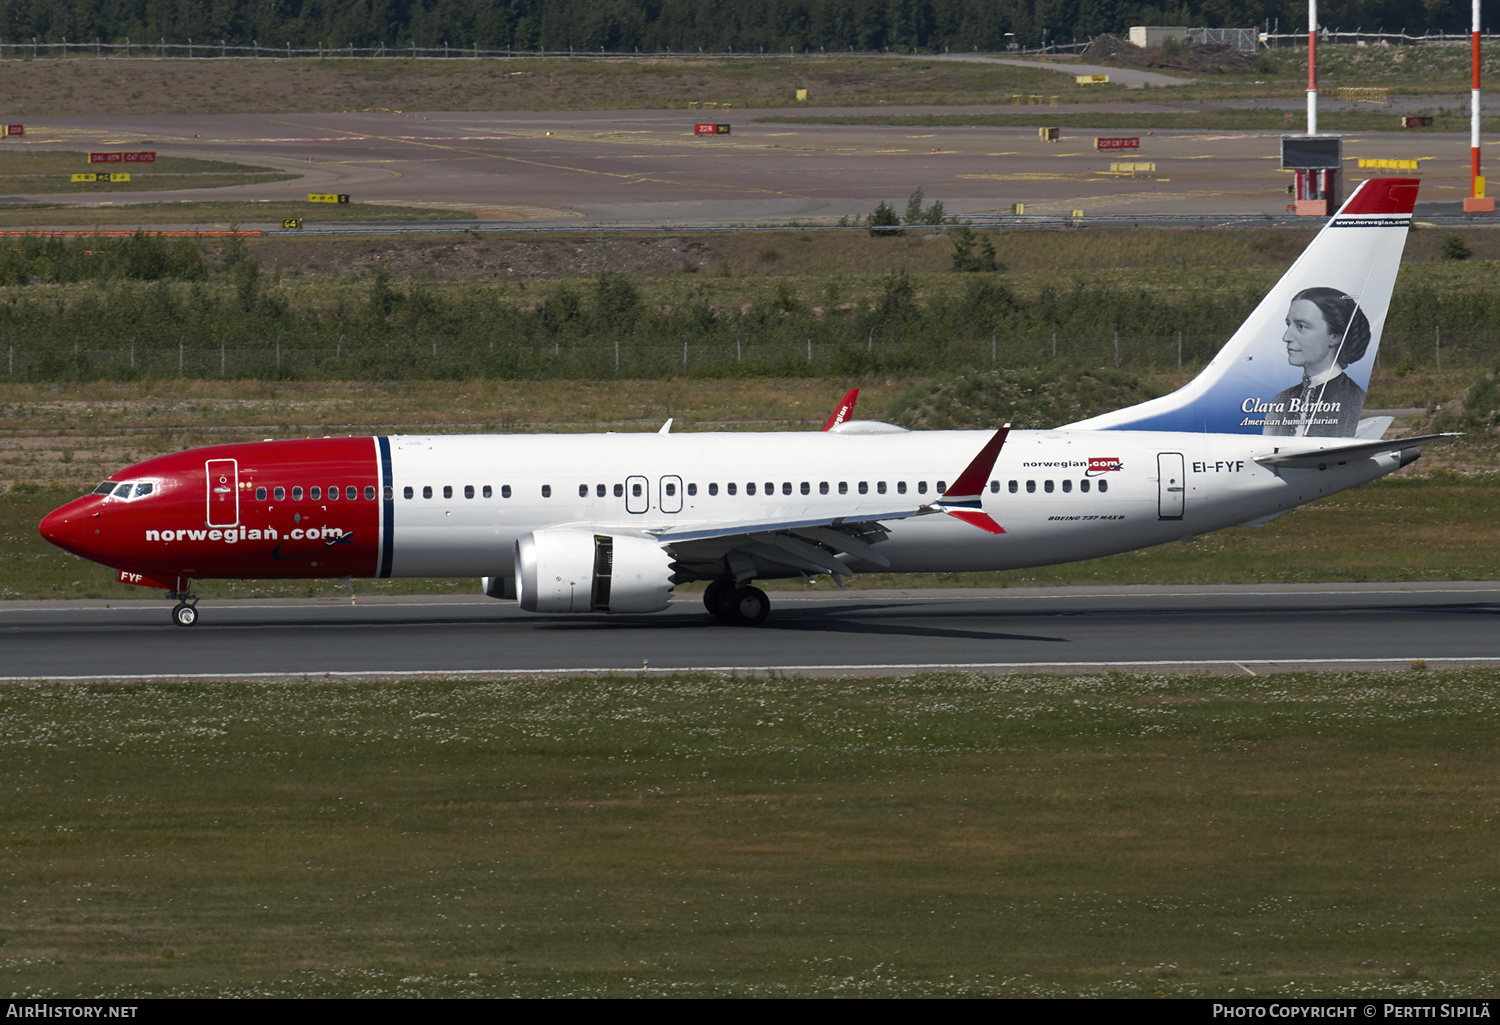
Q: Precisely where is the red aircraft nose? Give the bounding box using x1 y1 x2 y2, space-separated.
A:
39 501 93 558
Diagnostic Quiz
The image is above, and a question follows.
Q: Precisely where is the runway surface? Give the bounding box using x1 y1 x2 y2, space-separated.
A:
5 583 1499 680
6 106 1491 223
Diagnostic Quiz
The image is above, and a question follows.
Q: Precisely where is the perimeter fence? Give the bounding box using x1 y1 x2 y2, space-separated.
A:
4 327 1494 383
1 33 1495 61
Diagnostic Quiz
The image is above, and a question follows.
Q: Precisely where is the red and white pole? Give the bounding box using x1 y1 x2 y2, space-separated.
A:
1307 0 1318 136
1468 0 1495 212
1470 1 1494 210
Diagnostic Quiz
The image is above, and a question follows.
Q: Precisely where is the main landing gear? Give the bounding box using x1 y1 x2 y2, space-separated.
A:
703 580 770 626
167 588 200 627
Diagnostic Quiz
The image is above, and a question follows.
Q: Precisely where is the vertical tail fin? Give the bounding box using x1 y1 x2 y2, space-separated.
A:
1067 178 1419 437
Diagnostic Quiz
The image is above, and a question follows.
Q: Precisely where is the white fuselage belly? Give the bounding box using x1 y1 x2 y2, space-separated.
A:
383 429 1401 579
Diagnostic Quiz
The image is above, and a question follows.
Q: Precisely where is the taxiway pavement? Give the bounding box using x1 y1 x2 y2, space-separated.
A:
5 106 1489 224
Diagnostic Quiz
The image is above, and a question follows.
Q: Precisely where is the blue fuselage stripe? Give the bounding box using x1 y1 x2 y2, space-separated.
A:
378 436 394 578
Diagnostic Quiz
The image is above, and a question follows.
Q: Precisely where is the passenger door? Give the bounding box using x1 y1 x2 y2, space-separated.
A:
205 458 239 527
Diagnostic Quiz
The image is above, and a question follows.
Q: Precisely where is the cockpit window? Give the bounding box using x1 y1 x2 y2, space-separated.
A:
97 480 156 500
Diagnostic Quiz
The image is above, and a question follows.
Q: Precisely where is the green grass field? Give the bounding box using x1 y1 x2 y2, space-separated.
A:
4 670 1498 997
0 151 298 195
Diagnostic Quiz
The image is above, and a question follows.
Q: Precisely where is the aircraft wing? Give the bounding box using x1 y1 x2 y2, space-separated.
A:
652 428 1010 582
654 511 913 578
1254 432 1457 469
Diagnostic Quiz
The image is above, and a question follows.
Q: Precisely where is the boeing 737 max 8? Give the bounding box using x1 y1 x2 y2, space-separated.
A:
39 178 1447 626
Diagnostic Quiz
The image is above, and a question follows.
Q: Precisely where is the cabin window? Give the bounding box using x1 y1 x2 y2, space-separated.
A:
310 487 321 500
858 482 868 495
465 485 476 499
422 486 432 499
709 483 719 496
799 482 809 496
501 485 512 499
1009 480 1018 494
1026 480 1036 493
765 483 774 496
1044 480 1054 493
896 481 907 495
274 486 286 501
347 486 358 501
443 485 453 499
483 485 493 498
1098 479 1109 493
819 482 829 495
665 482 677 497
597 484 606 497
579 484 588 498
937 480 947 493
990 480 1000 493
747 483 757 496
614 483 624 498
631 482 642 498
403 486 414 499
542 485 552 498
727 483 737 496
1062 480 1072 494
255 486 267 501
383 486 393 501
1080 479 1090 493
687 483 697 496
877 481 887 494
917 481 927 495
839 482 848 494
292 486 303 501
365 486 376 501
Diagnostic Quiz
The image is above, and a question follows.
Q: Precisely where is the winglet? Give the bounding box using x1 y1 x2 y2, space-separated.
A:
924 427 1009 534
821 388 859 431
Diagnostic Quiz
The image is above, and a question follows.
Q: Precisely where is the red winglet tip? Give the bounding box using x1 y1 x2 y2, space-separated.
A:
821 388 860 431
945 427 1010 498
946 509 1005 535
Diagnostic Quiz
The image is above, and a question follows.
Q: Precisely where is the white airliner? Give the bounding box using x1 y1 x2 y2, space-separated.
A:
40 178 1447 626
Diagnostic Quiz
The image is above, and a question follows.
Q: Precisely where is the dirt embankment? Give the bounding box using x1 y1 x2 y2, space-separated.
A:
252 235 724 280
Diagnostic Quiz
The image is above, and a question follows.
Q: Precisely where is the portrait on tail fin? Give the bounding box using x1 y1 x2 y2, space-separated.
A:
1261 287 1371 437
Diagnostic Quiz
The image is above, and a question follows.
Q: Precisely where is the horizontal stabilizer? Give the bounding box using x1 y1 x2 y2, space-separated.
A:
1254 433 1457 469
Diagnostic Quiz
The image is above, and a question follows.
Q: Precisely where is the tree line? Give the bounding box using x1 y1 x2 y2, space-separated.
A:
0 0 1477 54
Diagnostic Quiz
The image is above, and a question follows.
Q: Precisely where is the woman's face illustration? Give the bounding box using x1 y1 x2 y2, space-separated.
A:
1283 298 1341 376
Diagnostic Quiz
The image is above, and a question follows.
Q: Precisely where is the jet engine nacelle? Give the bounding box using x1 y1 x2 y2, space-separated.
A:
514 528 674 614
